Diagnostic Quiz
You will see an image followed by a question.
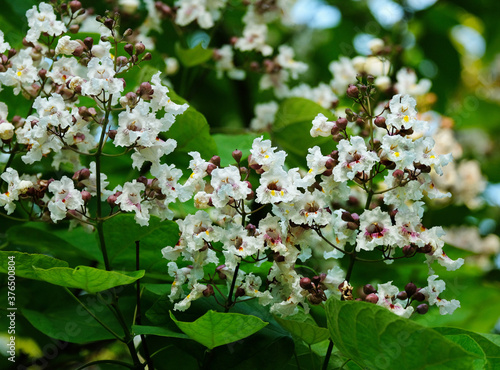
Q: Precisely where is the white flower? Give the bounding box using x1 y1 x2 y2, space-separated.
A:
290 189 330 227
210 166 251 208
356 207 398 252
421 275 460 315
131 138 177 170
386 94 426 131
395 68 431 97
0 30 11 53
175 0 226 29
275 45 308 79
81 57 124 97
115 101 162 148
376 281 414 318
329 57 357 94
173 283 208 311
310 113 335 138
55 36 81 56
214 45 245 80
47 57 84 85
235 23 273 56
332 136 378 182
380 135 417 170
25 2 66 43
256 167 300 204
150 72 189 128
249 136 286 171
250 101 278 131
0 168 33 214
115 180 151 226
48 176 84 222
0 48 38 94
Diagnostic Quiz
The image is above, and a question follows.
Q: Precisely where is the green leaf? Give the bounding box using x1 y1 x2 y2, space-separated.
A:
434 327 500 369
6 225 93 264
31 265 144 293
212 133 263 167
444 334 486 370
132 324 189 339
166 103 218 170
274 311 330 345
325 298 478 369
169 310 268 349
103 214 179 272
0 251 68 279
22 290 136 344
175 42 214 68
273 98 336 167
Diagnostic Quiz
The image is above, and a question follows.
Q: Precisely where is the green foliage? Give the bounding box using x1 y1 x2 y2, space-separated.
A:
0 251 68 279
175 42 214 68
325 298 479 369
169 310 268 349
102 214 179 272
273 98 336 167
274 309 330 345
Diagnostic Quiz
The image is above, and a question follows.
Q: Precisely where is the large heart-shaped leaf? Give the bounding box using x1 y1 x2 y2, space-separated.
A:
170 310 268 349
325 297 478 369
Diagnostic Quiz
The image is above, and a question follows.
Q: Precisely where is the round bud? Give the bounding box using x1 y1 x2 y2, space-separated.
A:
404 282 417 297
234 286 246 298
81 190 91 203
232 149 243 163
336 117 348 130
69 0 82 12
123 28 133 37
365 293 379 304
108 130 117 140
346 84 359 99
83 36 94 50
396 291 408 300
300 277 313 290
124 44 134 56
72 45 84 57
206 163 217 175
142 52 152 61
69 24 80 33
104 18 114 30
374 116 386 128
412 291 425 302
416 303 429 314
209 155 221 167
135 42 146 55
402 244 417 257
203 285 214 297
363 284 376 295
418 244 432 254
308 294 324 305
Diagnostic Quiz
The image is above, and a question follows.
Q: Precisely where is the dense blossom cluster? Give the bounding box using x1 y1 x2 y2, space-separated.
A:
0 1 472 322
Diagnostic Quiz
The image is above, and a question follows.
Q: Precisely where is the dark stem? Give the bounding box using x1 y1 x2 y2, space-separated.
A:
322 339 334 370
135 240 154 370
345 251 356 283
225 262 241 312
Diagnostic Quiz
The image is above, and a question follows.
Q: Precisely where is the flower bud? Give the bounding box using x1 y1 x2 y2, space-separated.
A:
104 18 114 30
124 44 134 56
142 52 152 61
418 244 432 254
123 28 133 37
363 284 376 295
346 84 359 99
374 116 386 128
107 192 121 208
402 244 417 257
404 282 417 297
396 291 407 300
209 155 221 167
135 42 146 55
81 190 91 203
365 293 379 304
336 117 348 130
69 0 82 12
203 285 214 297
412 291 425 302
300 277 313 290
72 45 84 57
116 56 128 67
232 149 243 163
83 36 94 50
416 303 429 314
69 24 80 33
345 108 355 122
325 157 335 170
308 294 324 305
234 286 246 298
206 163 217 175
